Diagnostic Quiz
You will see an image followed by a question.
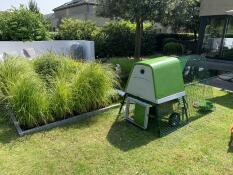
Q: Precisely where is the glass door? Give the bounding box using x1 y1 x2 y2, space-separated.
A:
222 16 233 60
202 16 226 58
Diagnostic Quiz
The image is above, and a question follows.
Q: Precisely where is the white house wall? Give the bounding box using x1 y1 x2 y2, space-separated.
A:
200 0 233 16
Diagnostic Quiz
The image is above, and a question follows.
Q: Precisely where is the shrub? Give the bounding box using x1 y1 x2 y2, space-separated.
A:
162 38 179 47
93 20 194 58
95 20 135 57
58 18 98 40
0 6 49 41
163 42 184 56
56 19 195 58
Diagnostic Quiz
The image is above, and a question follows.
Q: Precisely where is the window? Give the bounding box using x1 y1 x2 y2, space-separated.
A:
223 17 233 60
202 16 226 58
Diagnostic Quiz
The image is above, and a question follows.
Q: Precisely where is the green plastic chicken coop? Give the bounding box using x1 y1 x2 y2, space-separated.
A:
122 56 188 135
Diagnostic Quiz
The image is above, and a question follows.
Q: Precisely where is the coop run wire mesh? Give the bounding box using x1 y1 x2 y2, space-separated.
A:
156 55 215 136
120 55 215 137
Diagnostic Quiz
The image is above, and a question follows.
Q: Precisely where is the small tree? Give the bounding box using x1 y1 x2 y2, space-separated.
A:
97 0 164 59
0 6 49 41
159 0 200 42
28 0 40 13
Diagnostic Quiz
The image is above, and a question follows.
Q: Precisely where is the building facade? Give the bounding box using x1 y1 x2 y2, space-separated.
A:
198 0 233 60
53 0 109 27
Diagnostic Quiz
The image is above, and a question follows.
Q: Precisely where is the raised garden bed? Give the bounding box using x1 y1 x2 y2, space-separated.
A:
10 104 120 136
0 53 119 135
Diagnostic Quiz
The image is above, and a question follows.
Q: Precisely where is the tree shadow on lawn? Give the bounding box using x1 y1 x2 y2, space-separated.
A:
209 92 233 109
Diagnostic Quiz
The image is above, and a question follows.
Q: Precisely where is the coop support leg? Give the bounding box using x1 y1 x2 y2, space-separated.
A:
155 107 161 137
182 97 189 123
118 94 127 116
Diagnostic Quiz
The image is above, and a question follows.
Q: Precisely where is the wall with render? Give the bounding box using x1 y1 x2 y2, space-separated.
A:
0 40 95 61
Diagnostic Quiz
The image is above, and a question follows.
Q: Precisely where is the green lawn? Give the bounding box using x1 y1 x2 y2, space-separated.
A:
0 89 232 175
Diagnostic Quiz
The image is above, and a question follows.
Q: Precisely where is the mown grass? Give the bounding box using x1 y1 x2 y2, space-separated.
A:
0 88 232 175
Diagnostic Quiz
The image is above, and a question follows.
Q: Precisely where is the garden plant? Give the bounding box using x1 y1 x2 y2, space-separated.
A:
0 53 118 129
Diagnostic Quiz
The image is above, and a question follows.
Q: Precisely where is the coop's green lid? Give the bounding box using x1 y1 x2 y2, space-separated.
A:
139 56 179 66
126 56 185 103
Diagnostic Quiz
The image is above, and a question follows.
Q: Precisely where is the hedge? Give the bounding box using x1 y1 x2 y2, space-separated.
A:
58 20 195 58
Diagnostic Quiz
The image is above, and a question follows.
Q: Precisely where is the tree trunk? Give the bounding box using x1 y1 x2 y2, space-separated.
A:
194 29 197 43
134 17 143 60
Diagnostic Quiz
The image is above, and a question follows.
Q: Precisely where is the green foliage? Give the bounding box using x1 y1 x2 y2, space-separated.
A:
33 53 63 82
159 0 200 36
0 58 51 127
93 20 194 57
8 74 51 128
95 25 194 57
97 0 166 58
55 19 195 57
71 63 117 113
58 18 98 40
28 0 40 13
0 6 49 41
95 21 135 57
97 0 164 22
162 38 179 47
0 87 233 175
0 54 118 128
107 58 137 76
163 42 184 56
49 78 73 120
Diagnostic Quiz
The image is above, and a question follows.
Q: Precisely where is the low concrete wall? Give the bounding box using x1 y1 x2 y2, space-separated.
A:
0 40 95 61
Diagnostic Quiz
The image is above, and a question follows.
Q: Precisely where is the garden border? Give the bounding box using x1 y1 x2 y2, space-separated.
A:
10 104 120 137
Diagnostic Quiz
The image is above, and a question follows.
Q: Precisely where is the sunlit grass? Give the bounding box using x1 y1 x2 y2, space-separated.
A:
0 88 232 175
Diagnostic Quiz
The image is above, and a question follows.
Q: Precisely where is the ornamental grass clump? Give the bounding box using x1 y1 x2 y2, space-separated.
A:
0 53 118 128
71 63 118 113
0 58 51 127
49 78 74 120
8 74 51 128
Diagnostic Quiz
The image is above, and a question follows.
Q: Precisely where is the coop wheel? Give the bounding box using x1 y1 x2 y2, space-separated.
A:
169 113 181 127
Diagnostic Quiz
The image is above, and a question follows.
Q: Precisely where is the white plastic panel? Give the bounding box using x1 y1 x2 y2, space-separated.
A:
126 65 156 102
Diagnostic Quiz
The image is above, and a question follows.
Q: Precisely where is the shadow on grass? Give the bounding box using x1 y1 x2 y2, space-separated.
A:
0 118 18 144
107 117 159 152
209 92 233 109
107 109 211 151
228 136 233 153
